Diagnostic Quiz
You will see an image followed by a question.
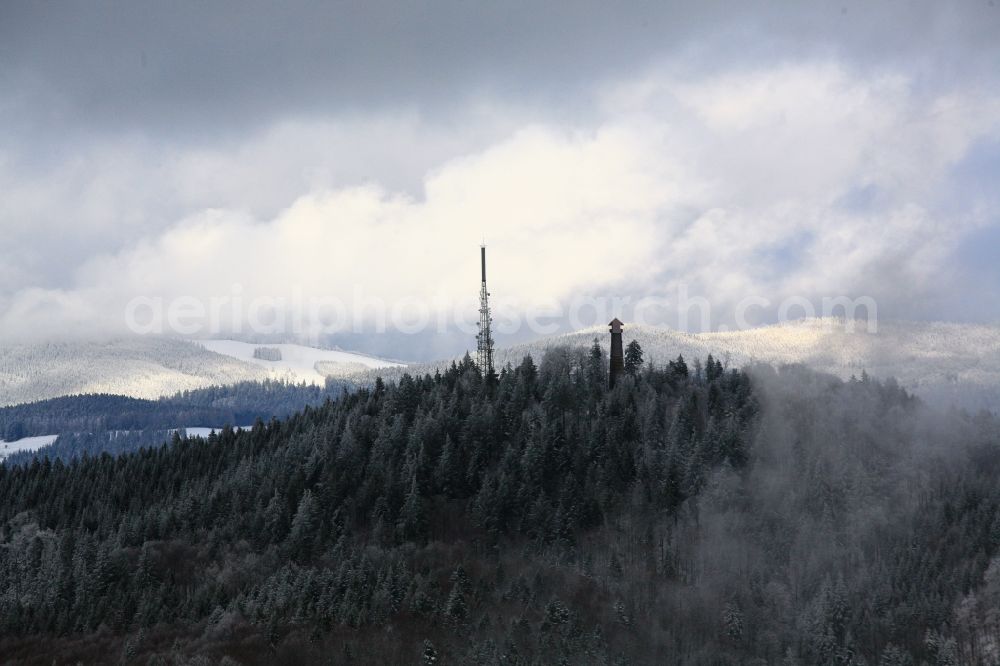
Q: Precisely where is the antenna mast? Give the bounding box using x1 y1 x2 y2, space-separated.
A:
476 244 495 377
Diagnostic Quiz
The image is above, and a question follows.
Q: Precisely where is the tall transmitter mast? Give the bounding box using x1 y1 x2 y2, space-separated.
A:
476 244 495 377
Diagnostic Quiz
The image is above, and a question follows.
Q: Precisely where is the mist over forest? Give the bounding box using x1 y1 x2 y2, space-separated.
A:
1 345 998 664
4 1 1000 663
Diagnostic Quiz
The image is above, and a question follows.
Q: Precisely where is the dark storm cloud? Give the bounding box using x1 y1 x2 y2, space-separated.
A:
2 0 998 140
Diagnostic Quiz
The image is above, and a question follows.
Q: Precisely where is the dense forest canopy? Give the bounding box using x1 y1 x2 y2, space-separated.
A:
0 345 999 664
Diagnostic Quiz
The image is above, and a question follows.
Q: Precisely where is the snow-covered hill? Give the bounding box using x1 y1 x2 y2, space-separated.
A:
0 337 406 407
199 340 403 385
0 338 271 406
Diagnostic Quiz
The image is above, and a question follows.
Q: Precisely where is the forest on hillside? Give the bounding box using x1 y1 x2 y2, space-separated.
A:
0 379 353 465
0 380 352 440
0 344 999 664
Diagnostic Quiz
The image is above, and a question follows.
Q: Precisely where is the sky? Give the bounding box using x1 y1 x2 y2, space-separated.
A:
2 1 1000 358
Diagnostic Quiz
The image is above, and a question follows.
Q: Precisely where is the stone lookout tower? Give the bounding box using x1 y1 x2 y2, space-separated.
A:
609 318 624 388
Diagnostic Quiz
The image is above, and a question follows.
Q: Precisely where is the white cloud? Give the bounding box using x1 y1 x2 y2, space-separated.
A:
1 61 999 344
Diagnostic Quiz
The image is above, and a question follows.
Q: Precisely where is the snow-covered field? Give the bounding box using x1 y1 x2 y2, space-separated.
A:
198 340 404 385
180 425 255 438
1 427 255 463
0 435 58 461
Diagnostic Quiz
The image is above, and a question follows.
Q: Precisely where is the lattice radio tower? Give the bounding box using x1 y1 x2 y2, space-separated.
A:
476 244 495 377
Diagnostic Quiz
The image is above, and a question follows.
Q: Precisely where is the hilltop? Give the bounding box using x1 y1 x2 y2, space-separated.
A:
373 318 1000 410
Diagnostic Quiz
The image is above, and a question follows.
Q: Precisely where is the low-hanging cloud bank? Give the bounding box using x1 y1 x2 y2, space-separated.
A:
1 61 999 346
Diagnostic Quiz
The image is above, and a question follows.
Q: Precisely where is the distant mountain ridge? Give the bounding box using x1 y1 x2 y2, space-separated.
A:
0 338 401 407
2 319 998 409
0 338 269 407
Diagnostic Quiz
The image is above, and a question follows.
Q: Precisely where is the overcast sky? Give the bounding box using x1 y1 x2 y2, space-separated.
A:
2 1 1000 354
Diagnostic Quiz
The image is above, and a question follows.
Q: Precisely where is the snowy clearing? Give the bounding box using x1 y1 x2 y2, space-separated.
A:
0 435 59 461
199 340 404 386
180 425 255 439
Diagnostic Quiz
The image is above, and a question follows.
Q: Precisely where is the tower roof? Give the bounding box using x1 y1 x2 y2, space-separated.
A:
609 318 623 332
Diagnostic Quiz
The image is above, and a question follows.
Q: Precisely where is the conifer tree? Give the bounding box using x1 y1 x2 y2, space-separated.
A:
624 340 644 375
396 475 427 542
288 490 318 559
